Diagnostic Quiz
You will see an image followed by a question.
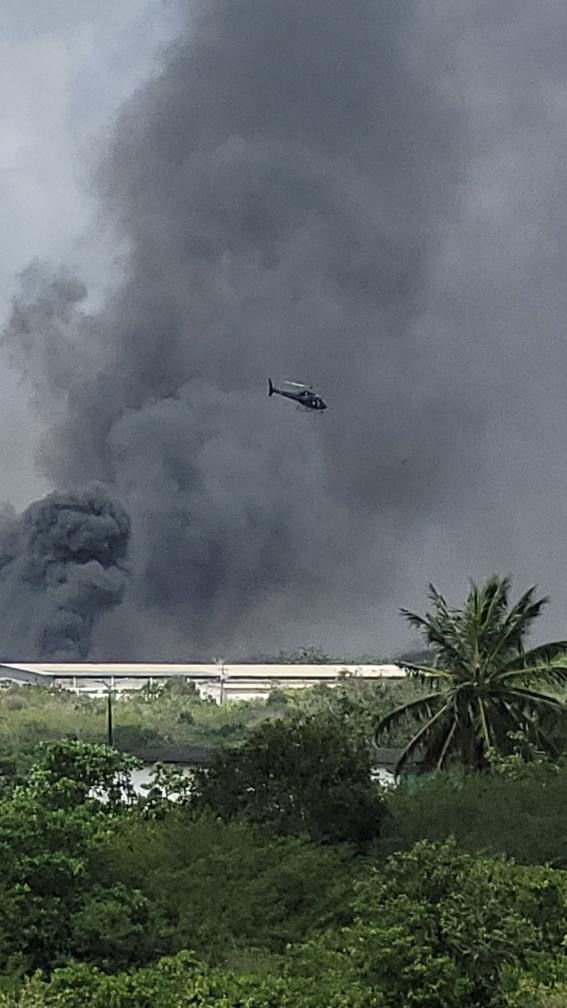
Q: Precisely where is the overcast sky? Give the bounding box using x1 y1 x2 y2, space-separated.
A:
0 0 179 507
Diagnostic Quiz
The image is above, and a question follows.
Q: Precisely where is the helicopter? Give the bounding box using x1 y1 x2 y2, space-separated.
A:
268 378 327 412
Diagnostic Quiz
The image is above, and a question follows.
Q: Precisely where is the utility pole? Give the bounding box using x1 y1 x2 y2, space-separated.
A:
107 686 114 747
216 659 226 705
94 680 114 747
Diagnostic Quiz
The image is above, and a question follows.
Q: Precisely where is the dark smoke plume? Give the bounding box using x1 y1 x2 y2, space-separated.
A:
5 0 567 656
0 486 130 659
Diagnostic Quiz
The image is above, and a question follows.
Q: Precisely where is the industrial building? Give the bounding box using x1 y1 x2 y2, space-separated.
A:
0 661 405 702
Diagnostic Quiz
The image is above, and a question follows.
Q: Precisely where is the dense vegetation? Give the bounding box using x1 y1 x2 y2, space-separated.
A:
0 672 421 764
5 577 567 1006
0 677 268 757
2 732 567 1006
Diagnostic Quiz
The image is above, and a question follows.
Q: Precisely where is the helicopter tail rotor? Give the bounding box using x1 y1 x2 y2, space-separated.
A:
268 378 274 397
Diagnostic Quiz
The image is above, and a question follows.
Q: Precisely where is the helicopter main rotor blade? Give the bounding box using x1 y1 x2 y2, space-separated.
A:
284 380 312 388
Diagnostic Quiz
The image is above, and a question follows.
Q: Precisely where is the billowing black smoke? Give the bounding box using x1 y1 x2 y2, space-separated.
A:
6 1 567 657
0 486 130 659
2 0 465 658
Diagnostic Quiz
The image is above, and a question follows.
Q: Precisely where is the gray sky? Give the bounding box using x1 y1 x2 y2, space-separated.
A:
0 0 179 507
4 0 567 660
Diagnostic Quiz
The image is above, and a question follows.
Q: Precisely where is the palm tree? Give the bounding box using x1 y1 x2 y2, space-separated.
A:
375 576 567 773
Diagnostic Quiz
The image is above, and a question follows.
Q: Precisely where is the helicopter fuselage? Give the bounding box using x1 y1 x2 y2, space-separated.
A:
268 379 327 411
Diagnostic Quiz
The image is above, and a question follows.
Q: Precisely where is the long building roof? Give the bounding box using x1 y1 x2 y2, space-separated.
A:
0 662 404 681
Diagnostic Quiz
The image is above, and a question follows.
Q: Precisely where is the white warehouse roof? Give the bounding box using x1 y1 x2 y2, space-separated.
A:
0 662 404 682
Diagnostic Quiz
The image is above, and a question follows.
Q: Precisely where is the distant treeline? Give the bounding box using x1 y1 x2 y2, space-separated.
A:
235 645 433 664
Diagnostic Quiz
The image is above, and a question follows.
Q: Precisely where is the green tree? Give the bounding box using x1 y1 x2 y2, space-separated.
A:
0 782 100 974
289 839 567 1008
375 576 567 772
25 740 141 810
191 714 385 846
296 677 423 749
103 812 360 965
504 979 567 1007
278 646 332 663
0 753 24 799
0 951 373 1008
0 742 152 976
377 757 567 865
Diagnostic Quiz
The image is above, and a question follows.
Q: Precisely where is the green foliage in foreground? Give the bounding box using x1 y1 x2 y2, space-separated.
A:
7 716 567 1005
3 837 567 1008
0 742 149 979
191 713 386 846
0 952 364 1008
101 813 360 966
505 981 567 1007
377 576 567 772
377 756 567 865
0 738 364 978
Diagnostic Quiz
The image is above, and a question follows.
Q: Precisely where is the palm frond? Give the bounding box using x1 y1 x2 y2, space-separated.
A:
374 692 446 743
400 608 466 669
463 581 483 658
500 688 566 721
397 577 562 770
473 577 515 662
434 718 458 770
501 641 567 672
496 696 534 735
493 696 548 751
400 662 453 684
477 697 492 749
394 702 453 773
427 582 452 610
485 587 548 666
498 690 567 750
479 575 511 627
499 663 567 690
412 712 461 772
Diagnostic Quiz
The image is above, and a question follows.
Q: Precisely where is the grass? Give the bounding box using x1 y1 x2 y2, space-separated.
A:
0 681 276 755
0 675 419 764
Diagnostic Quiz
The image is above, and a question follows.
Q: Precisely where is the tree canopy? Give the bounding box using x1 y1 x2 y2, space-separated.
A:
375 576 567 772
191 712 385 847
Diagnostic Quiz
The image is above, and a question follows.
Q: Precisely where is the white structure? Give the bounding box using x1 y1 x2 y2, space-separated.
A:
0 662 405 701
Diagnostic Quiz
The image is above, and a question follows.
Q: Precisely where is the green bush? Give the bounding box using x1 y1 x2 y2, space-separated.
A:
379 761 567 865
101 812 360 964
191 713 385 847
0 952 371 1008
289 839 567 1008
113 725 169 751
